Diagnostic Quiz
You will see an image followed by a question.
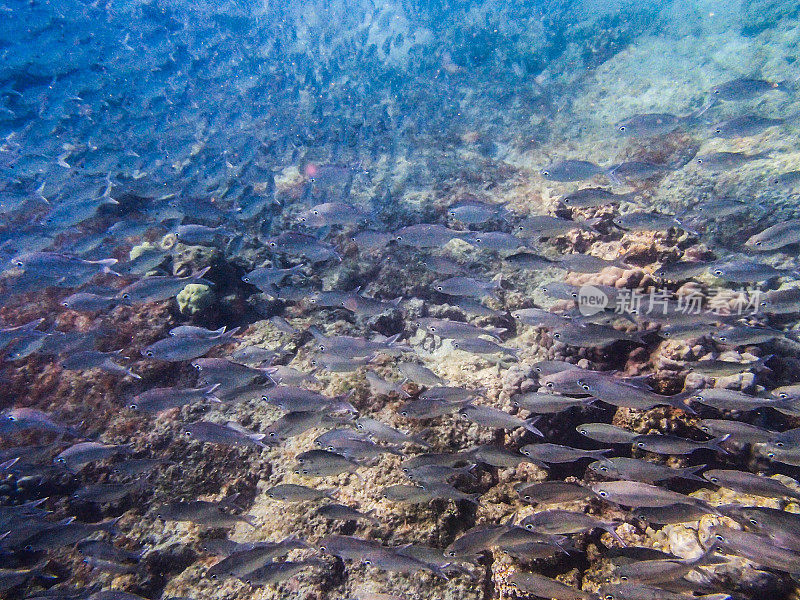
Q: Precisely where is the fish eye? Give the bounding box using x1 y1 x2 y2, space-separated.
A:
269 432 277 438
755 241 762 247
145 351 153 357
61 301 70 307
775 441 785 448
15 261 23 267
446 550 456 557
541 170 550 176
767 452 775 459
319 545 327 552
697 158 704 164
553 333 561 339
709 477 718 483
122 293 130 299
715 534 725 542
7 415 16 422
662 331 671 338
524 523 534 530
714 128 721 134
400 410 408 417
581 384 590 391
545 382 554 389
395 236 403 241
184 430 192 436
313 210 319 215
598 490 608 497
718 336 727 342
242 277 250 282
749 518 759 525
636 442 645 448
779 393 790 400
269 242 277 247
129 403 138 410
618 126 626 132
605 595 615 600
56 457 66 464
700 426 710 433
435 286 443 291
318 344 326 352
620 576 628 581
599 466 608 472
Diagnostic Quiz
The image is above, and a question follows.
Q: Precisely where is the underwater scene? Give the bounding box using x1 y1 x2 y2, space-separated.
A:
4 0 800 599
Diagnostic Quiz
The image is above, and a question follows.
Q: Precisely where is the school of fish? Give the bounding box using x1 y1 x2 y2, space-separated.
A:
3 1 800 600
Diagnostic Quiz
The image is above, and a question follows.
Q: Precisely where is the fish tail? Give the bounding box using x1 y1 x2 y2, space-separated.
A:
606 166 623 186
523 417 544 437
708 434 731 454
205 383 223 402
94 258 121 276
679 464 708 482
667 391 697 414
603 524 627 546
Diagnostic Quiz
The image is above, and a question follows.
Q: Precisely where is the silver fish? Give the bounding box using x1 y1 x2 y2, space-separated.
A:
117 267 212 303
521 509 624 544
433 276 499 298
183 421 266 447
141 329 237 361
745 219 800 251
703 469 800 500
416 317 504 341
458 404 542 434
129 384 220 412
590 480 709 509
519 443 610 464
393 224 466 248
631 433 729 455
515 481 591 504
540 159 604 182
240 558 323 586
712 115 784 138
576 423 638 444
265 484 334 502
589 457 706 483
155 499 254 528
61 350 141 379
54 442 130 472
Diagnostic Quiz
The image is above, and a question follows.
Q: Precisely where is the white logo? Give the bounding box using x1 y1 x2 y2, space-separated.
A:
578 285 609 316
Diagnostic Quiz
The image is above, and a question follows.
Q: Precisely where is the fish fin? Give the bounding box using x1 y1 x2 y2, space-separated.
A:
708 434 731 454
603 525 627 546
523 416 544 437
94 258 120 276
241 514 257 528
0 457 19 470
606 166 623 186
205 383 223 402
678 464 708 482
